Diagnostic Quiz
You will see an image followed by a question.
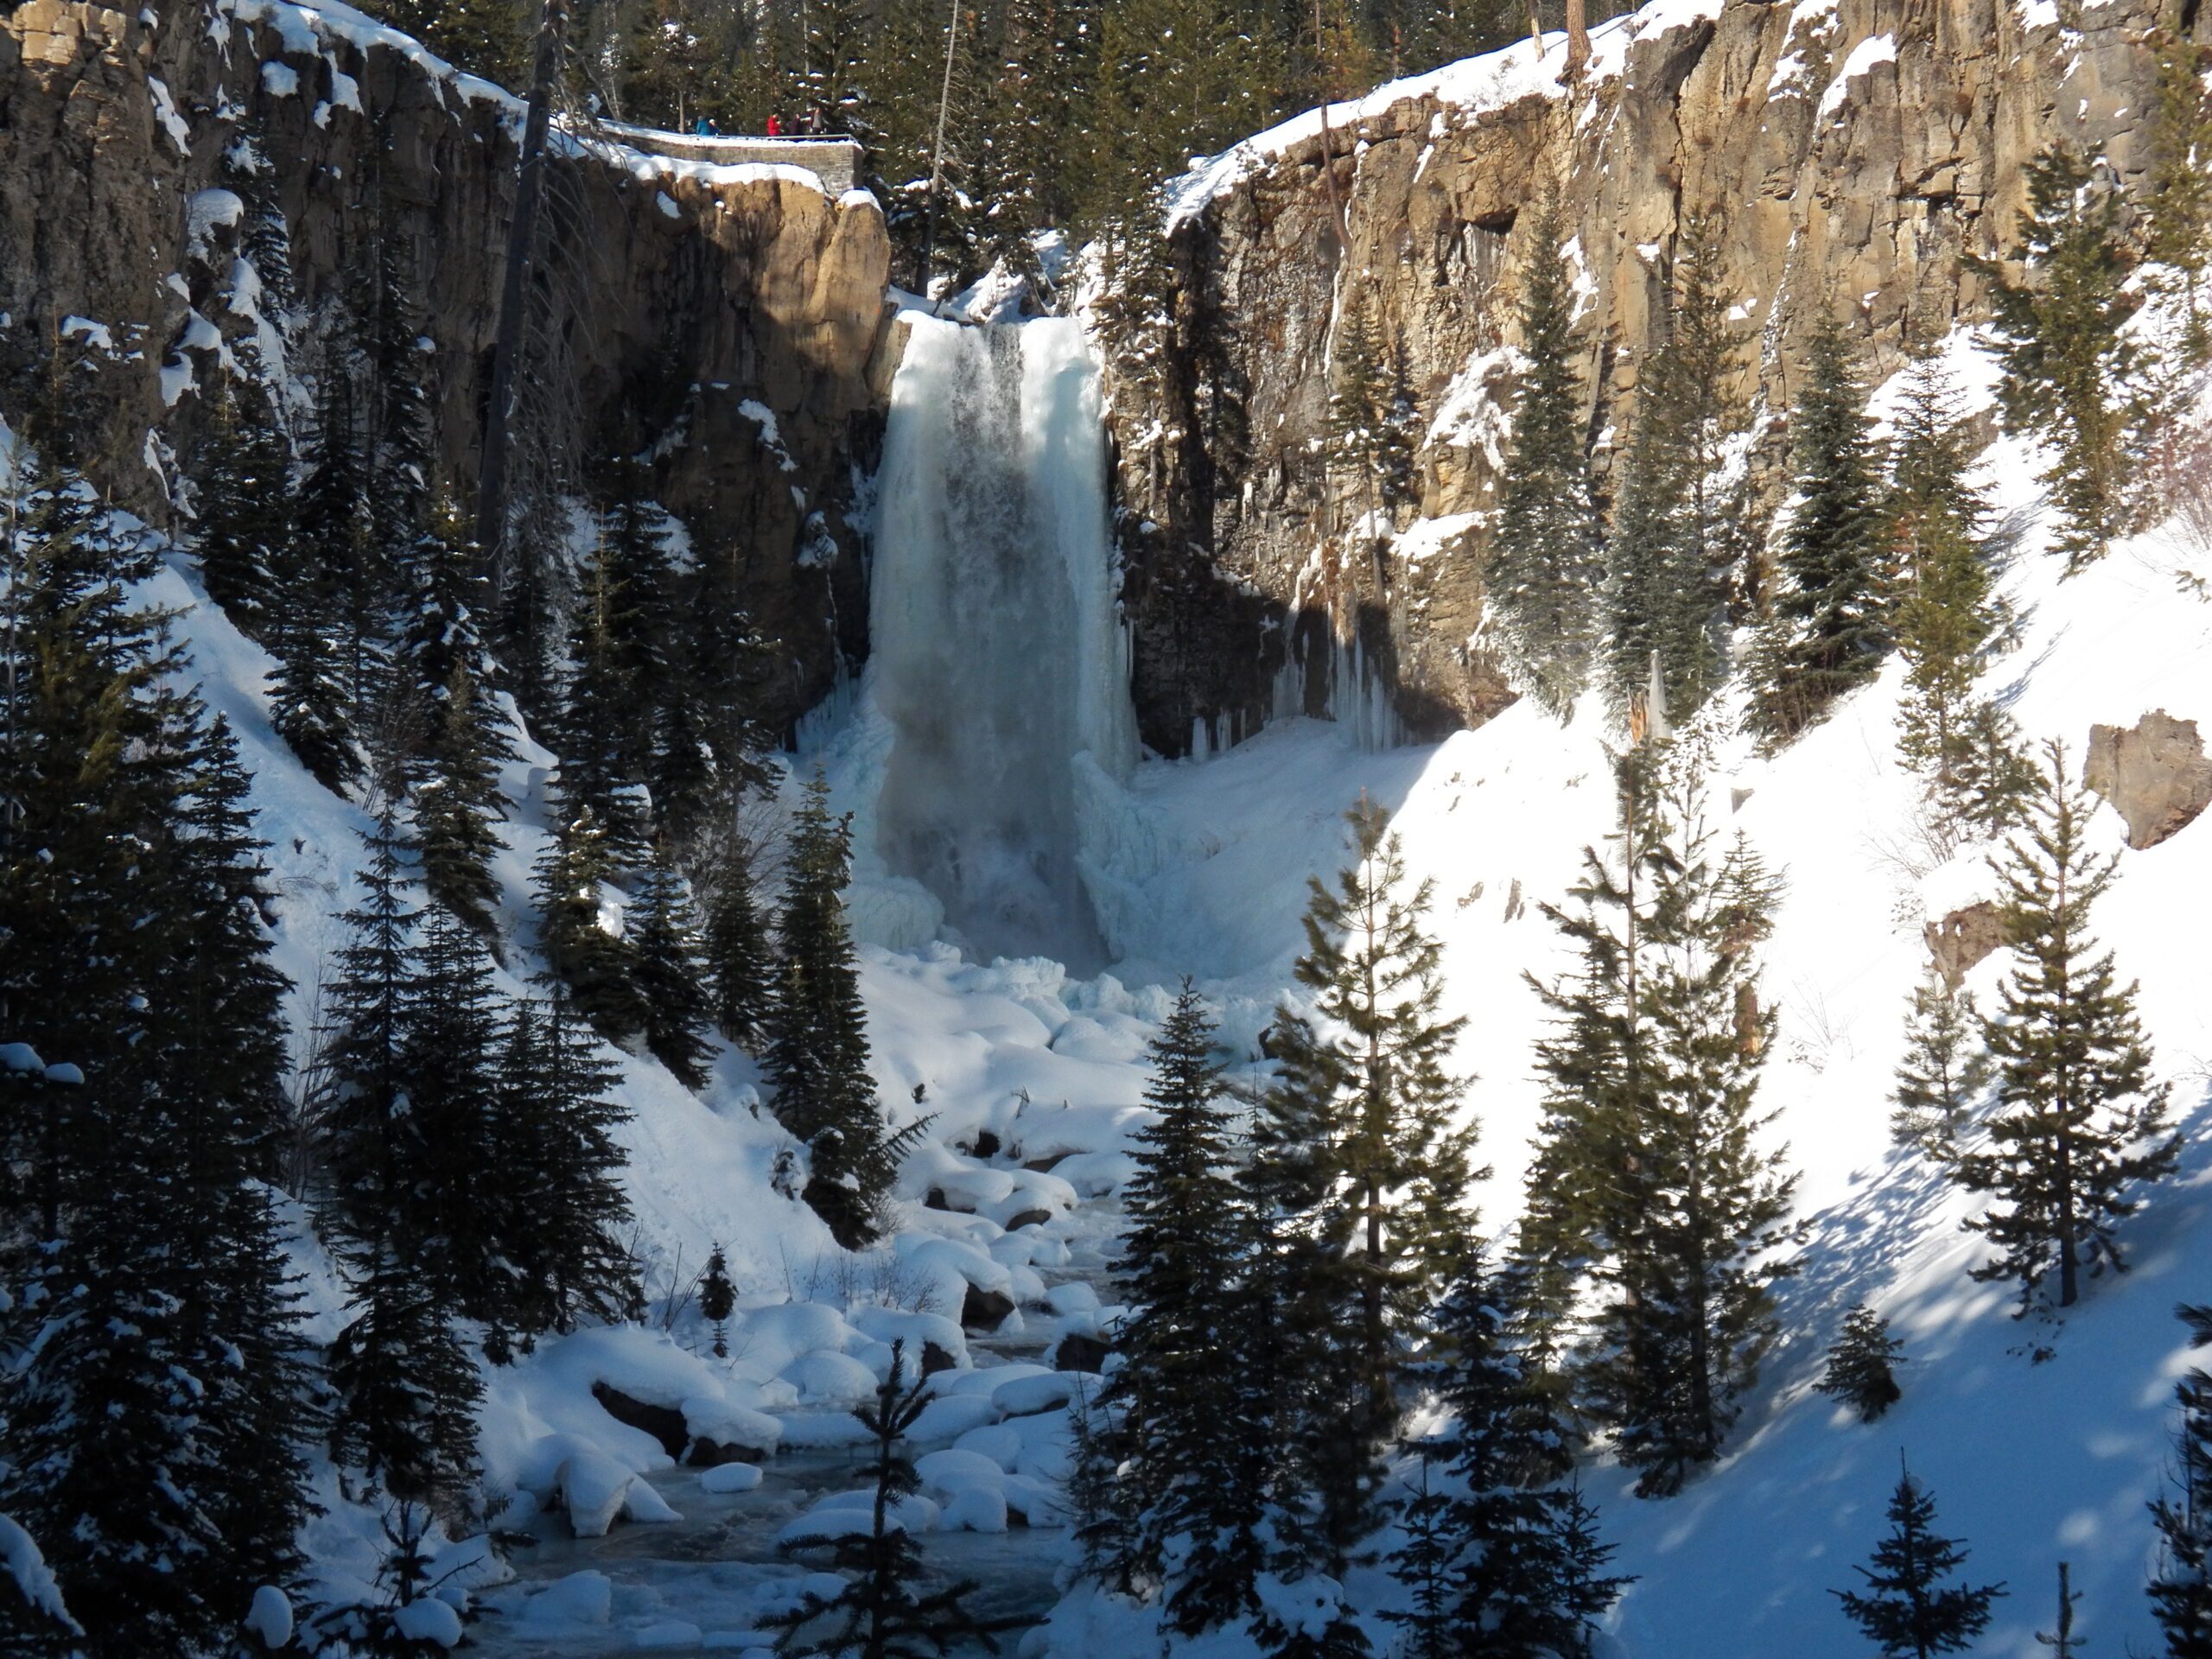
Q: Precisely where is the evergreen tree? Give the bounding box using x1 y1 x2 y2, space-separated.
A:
188 366 291 638
2037 1562 2085 1659
533 802 647 1043
404 904 506 1313
1975 144 2155 570
312 1499 477 1657
2149 1302 2212 1656
1097 983 1270 1631
550 512 652 868
620 0 734 128
1816 1303 1904 1422
1754 312 1891 740
765 1342 1005 1658
403 499 515 939
298 318 391 720
701 817 774 1049
326 1250 483 1519
1255 795 1480 1555
630 847 714 1089
1488 188 1603 719
701 1243 736 1358
2146 10 2212 362
1326 287 1418 542
766 773 901 1249
1956 741 2181 1311
1385 1451 1457 1659
1833 1459 2005 1657
1404 1257 1629 1656
493 992 639 1338
1891 971 1992 1157
1519 739 1795 1495
1604 217 1739 721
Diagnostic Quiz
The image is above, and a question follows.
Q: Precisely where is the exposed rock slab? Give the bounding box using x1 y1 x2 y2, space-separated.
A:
2086 711 2212 849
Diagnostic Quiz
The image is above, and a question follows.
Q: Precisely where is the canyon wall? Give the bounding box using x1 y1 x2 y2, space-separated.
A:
1106 0 2172 754
0 0 891 728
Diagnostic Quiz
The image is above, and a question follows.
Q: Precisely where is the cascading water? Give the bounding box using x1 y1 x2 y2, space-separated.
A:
868 315 1138 969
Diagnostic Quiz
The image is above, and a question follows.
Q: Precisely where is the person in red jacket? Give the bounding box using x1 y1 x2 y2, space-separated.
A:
765 111 783 137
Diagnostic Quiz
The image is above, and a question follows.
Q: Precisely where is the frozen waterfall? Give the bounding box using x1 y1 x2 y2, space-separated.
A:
868 315 1138 969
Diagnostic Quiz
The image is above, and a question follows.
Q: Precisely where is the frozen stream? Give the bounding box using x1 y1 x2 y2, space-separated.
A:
469 1203 1122 1656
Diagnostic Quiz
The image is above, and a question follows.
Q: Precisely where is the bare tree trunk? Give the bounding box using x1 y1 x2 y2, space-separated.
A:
1566 0 1592 78
918 0 963 301
476 0 569 563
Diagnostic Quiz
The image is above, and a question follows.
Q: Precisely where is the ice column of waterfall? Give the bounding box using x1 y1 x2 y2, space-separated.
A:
869 316 1138 967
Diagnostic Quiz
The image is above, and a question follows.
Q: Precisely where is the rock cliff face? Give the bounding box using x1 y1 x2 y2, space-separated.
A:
1105 0 2171 755
0 0 891 729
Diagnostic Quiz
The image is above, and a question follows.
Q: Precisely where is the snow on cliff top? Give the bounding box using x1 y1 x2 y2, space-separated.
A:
1164 0 1726 227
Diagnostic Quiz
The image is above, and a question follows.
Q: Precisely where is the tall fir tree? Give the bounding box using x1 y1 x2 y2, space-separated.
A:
628 847 714 1090
2145 9 2212 363
1604 216 1739 721
1096 983 1270 1632
188 366 292 639
1752 312 1891 741
1487 187 1603 718
550 511 652 868
700 1243 736 1358
1956 741 2181 1310
1253 796 1480 1566
1397 1257 1629 1657
1325 286 1418 543
1833 1460 2005 1657
533 801 647 1043
766 772 902 1249
493 992 639 1340
402 499 515 939
1974 144 2154 570
701 817 774 1050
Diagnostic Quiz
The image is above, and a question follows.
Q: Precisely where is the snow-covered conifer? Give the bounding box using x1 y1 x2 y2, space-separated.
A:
1833 1460 2005 1657
1816 1303 1905 1422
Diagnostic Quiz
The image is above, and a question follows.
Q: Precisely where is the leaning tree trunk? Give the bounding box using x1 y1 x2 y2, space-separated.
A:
476 0 568 563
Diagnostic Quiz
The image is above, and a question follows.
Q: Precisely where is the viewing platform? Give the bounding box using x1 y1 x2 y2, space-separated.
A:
588 121 865 193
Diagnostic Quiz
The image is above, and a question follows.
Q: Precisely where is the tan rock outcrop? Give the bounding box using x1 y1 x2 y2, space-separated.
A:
0 0 893 729
2086 711 2212 848
1106 0 2166 753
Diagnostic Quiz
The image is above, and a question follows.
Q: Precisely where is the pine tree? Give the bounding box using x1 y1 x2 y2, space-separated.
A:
1258 794 1480 1534
403 499 515 939
533 802 647 1043
550 516 652 868
1574 739 1796 1495
327 1247 484 1520
1326 287 1418 543
1891 971 1992 1157
2146 10 2212 363
629 847 714 1089
188 366 291 638
2149 1303 2212 1656
311 1499 477 1656
1604 217 1739 721
404 903 506 1313
700 1243 736 1358
2037 1562 2084 1658
1956 741 2180 1311
765 1342 1005 1657
1816 1303 1905 1421
1404 1257 1629 1656
299 316 392 718
1385 1451 1457 1659
766 772 900 1249
1097 983 1270 1631
1510 739 1675 1396
701 817 774 1049
493 992 639 1338
383 0 529 85
1975 144 2154 570
1754 311 1891 740
1834 1459 2005 1657
1488 188 1603 718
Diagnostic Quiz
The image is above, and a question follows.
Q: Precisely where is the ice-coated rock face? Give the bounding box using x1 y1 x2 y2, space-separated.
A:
1103 0 2171 754
0 0 893 734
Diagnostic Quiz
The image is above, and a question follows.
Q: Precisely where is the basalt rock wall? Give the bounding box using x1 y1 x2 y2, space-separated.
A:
0 0 893 730
1107 0 2171 755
